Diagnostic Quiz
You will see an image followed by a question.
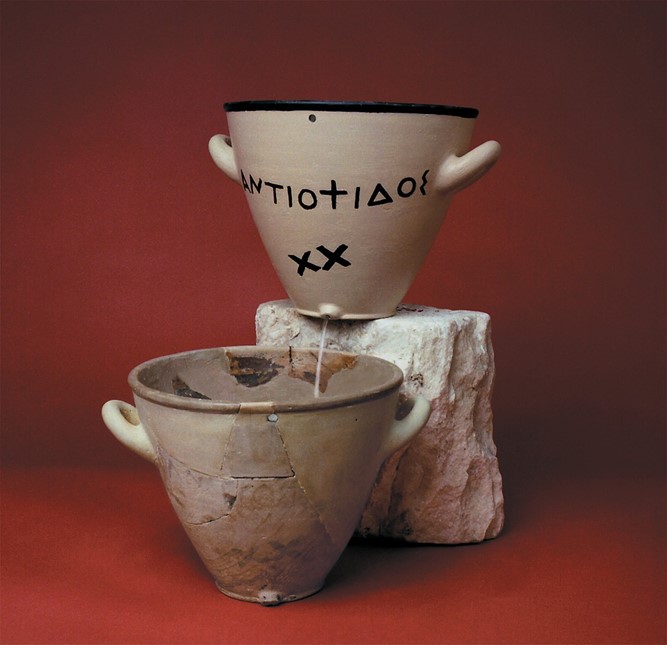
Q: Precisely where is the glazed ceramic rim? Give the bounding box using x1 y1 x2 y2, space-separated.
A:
128 345 404 413
224 100 478 118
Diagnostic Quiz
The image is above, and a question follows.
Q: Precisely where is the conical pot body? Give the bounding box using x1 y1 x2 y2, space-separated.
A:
102 346 430 604
210 101 500 319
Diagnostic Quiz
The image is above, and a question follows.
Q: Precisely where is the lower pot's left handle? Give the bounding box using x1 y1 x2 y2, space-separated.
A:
102 400 158 464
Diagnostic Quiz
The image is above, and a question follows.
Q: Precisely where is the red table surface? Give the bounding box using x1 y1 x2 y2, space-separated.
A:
1 468 664 644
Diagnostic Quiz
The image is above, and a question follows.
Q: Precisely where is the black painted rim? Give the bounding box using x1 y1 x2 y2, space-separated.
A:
224 100 478 118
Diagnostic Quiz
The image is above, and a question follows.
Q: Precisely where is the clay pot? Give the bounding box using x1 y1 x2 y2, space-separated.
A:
102 346 430 604
209 100 500 320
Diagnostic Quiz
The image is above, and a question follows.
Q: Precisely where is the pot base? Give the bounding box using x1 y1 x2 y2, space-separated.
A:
295 306 396 321
215 580 325 606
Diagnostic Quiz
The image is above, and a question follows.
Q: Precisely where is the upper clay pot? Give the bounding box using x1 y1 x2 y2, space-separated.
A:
209 100 500 319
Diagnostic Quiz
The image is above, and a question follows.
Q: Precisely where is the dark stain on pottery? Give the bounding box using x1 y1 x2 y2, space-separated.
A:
300 371 317 386
172 376 211 400
119 405 141 425
226 353 283 387
395 393 414 421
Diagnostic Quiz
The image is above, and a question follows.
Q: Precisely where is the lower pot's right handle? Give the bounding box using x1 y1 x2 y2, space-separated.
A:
102 400 157 464
381 395 431 461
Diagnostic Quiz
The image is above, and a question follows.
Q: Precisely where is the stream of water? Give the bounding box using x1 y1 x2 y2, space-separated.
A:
313 317 329 398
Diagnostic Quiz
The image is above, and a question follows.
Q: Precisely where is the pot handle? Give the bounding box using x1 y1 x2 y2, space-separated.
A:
208 134 241 184
102 400 158 464
381 395 431 461
435 140 501 194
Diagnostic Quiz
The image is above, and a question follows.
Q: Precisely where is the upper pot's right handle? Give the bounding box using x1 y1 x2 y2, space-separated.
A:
208 134 241 184
435 140 501 195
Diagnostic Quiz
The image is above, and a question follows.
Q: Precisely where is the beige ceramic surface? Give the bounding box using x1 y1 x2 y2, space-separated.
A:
102 346 430 605
209 100 500 319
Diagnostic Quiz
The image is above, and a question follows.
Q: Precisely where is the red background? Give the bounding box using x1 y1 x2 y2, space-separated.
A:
1 2 664 643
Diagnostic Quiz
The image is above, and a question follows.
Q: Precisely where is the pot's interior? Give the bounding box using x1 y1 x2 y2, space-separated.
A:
133 347 402 406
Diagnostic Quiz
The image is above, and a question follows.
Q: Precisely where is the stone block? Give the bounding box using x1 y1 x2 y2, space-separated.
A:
256 300 504 544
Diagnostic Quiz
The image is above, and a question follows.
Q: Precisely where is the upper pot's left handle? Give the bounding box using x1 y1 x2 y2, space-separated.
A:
102 400 157 464
435 140 501 195
208 134 241 184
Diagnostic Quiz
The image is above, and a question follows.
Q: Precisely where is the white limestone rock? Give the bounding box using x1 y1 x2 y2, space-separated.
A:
255 300 504 544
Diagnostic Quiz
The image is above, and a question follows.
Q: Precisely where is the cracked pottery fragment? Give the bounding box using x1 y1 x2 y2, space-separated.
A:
102 346 431 604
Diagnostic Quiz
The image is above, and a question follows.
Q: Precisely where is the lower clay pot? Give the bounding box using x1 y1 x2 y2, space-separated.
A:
102 346 430 604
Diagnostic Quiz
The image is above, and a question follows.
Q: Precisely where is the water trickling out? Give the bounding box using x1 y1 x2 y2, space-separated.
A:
313 316 330 398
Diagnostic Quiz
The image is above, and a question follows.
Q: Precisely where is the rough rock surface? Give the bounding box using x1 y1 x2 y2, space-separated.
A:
256 300 504 544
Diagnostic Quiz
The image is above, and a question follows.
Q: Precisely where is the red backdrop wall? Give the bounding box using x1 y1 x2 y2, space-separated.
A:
2 0 663 477
1 2 664 643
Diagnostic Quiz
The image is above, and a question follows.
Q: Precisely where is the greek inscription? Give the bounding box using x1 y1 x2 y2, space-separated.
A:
419 169 429 195
367 183 394 207
298 189 317 210
318 180 349 210
397 177 417 198
241 170 264 195
265 181 284 204
240 169 431 212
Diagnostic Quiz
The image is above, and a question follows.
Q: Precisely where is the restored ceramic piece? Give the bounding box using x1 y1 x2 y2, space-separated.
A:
102 346 430 605
209 100 501 319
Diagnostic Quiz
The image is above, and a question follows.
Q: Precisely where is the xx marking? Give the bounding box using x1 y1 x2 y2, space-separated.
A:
288 244 352 275
316 244 351 271
288 251 321 276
